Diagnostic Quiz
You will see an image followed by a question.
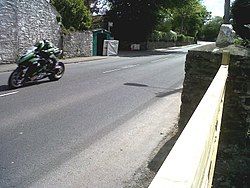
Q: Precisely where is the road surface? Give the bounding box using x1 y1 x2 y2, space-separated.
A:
0 44 201 187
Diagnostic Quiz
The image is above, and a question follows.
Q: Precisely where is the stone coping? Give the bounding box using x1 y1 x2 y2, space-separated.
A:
190 43 250 57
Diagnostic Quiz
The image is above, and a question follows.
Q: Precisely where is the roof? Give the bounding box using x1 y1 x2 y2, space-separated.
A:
92 28 111 34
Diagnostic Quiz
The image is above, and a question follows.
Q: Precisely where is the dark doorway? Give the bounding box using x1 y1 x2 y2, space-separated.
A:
97 33 107 56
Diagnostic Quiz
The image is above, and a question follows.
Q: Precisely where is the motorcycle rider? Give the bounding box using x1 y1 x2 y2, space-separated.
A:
34 39 60 69
28 40 60 80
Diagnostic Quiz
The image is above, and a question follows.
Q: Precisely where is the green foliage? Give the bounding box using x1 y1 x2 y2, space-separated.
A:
149 31 194 44
106 0 160 42
51 0 92 31
247 123 250 139
177 34 185 42
106 0 209 42
157 0 187 9
176 34 194 43
155 8 173 33
231 0 250 46
171 0 210 37
85 0 110 15
150 30 177 42
106 0 185 42
198 16 223 41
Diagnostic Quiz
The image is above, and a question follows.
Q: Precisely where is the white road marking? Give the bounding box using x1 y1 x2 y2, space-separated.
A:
103 64 139 74
0 91 19 97
121 64 138 69
151 57 169 63
102 68 121 74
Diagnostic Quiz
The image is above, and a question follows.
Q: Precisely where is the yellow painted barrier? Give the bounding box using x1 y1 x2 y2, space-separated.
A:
149 51 230 188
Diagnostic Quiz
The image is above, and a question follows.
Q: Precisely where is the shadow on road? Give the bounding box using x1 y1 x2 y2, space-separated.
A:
0 80 54 92
0 85 9 92
155 88 183 98
118 49 187 57
124 82 182 98
20 79 54 89
148 132 181 173
124 83 149 87
124 82 184 177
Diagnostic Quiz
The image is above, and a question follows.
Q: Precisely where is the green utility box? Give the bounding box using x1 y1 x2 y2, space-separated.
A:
93 29 111 56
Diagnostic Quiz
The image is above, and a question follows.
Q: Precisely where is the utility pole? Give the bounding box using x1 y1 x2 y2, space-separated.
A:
224 0 231 23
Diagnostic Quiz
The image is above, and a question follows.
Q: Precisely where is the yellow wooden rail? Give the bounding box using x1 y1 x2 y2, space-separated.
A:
149 51 230 188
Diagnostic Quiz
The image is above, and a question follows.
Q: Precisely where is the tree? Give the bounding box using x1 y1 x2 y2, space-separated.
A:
155 8 173 33
105 0 210 42
231 0 250 41
106 0 184 42
84 0 110 15
106 0 158 42
198 16 223 41
171 0 210 37
51 0 92 31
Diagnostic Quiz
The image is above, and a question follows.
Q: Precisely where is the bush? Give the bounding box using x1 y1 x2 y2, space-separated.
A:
177 34 194 43
198 16 223 42
150 30 177 42
150 31 162 41
234 36 247 46
177 34 185 42
149 31 194 44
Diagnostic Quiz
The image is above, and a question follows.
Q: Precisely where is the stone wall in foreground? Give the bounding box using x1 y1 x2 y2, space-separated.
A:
179 44 250 187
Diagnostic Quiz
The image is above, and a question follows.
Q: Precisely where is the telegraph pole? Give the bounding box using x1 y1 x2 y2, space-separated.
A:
224 0 231 23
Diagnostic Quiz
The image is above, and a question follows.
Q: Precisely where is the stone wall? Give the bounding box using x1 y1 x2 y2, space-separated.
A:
147 41 195 50
0 0 61 64
179 44 250 187
179 44 222 129
146 41 176 50
0 0 18 63
0 0 94 63
17 0 61 53
119 41 195 51
63 31 93 58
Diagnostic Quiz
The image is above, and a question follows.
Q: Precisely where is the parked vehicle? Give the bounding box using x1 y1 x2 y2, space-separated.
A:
8 46 65 89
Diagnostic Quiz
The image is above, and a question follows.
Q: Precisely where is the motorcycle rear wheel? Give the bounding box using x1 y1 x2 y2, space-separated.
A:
48 62 65 81
8 68 26 89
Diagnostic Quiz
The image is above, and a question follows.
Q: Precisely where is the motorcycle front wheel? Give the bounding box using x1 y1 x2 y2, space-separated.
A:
8 68 26 89
48 62 65 81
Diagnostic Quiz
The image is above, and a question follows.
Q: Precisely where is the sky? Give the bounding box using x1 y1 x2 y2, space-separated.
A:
202 0 235 17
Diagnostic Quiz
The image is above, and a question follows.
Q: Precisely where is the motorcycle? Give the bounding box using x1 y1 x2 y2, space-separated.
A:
8 46 65 89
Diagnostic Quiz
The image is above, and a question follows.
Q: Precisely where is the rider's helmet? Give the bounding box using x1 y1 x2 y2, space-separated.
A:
34 40 45 51
44 40 54 49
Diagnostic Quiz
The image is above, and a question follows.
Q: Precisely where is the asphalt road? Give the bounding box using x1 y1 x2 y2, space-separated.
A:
0 45 199 188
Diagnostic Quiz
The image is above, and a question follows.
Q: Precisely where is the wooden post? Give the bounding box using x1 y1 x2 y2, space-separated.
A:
222 50 230 65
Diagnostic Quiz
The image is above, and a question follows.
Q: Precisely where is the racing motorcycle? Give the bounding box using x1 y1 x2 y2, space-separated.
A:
8 46 65 89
